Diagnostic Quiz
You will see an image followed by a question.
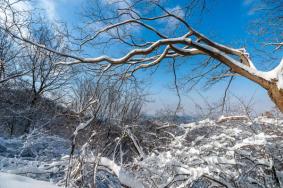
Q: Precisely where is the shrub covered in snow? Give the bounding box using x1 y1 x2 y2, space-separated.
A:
132 116 283 187
0 115 283 188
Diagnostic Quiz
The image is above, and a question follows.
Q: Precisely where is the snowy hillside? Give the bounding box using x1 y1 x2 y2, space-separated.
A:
0 116 282 187
0 172 59 188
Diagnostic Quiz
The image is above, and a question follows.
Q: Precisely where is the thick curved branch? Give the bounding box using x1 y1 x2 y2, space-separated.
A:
57 37 188 65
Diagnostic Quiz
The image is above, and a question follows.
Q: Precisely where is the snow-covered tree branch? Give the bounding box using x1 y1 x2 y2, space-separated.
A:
4 0 281 112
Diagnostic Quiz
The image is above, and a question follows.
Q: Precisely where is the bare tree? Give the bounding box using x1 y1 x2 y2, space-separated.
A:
64 76 146 187
0 0 282 112
21 25 71 104
0 30 27 84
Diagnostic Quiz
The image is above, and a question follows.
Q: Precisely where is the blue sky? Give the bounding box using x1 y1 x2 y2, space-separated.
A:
33 0 279 114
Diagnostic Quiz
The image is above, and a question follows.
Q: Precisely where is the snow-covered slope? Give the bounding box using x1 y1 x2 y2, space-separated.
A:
0 172 59 188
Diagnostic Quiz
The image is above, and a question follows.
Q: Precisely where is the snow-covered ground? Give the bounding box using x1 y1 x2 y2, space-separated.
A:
0 172 59 188
0 115 282 187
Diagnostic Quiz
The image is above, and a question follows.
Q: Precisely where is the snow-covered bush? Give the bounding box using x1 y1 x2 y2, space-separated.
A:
132 116 283 187
1 115 283 188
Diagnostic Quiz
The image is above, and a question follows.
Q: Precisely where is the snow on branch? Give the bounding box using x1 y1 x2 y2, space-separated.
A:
99 157 145 188
73 116 95 136
265 42 283 51
264 58 283 89
217 115 249 123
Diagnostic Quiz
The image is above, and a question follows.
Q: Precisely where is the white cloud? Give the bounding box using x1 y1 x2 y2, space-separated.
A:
167 6 185 27
158 5 185 33
36 0 57 21
101 0 132 9
0 0 32 37
0 0 32 24
0 0 58 27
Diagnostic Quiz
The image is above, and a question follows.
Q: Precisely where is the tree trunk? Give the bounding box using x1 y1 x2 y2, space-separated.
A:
268 85 283 112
